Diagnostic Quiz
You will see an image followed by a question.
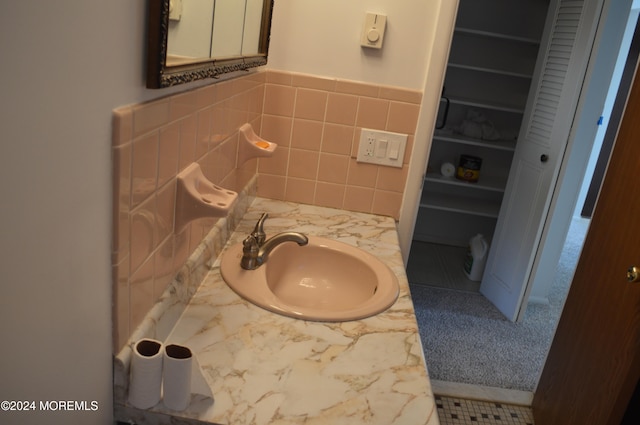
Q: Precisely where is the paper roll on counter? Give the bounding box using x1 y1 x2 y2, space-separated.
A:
128 339 163 409
162 344 193 411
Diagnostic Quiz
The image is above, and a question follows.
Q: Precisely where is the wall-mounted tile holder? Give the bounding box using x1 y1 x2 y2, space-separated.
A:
237 123 277 165
174 163 238 233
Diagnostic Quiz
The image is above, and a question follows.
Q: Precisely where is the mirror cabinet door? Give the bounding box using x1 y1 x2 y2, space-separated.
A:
147 0 274 89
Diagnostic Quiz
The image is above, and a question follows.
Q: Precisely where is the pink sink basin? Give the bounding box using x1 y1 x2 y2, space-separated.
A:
220 236 399 321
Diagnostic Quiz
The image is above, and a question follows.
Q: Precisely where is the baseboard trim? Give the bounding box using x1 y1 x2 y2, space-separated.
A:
431 380 534 406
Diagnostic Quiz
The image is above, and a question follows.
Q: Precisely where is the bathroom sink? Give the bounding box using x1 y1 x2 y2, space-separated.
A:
220 236 399 321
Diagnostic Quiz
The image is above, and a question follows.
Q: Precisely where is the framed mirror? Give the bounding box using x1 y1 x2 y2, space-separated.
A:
146 0 274 89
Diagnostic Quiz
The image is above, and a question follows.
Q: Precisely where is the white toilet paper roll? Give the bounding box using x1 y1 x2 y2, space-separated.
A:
441 162 456 178
163 344 192 411
128 339 163 409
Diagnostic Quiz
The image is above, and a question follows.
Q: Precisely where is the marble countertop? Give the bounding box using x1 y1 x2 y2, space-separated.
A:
116 197 439 425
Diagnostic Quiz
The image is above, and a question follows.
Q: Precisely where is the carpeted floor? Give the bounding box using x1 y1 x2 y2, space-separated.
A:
408 217 589 391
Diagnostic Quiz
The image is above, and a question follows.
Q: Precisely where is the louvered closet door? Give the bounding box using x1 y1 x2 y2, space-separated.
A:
479 0 604 321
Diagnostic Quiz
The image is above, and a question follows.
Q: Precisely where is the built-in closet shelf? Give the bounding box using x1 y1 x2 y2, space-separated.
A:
447 95 525 114
433 132 517 152
412 0 546 249
424 173 507 193
454 27 541 45
448 63 533 80
420 192 501 218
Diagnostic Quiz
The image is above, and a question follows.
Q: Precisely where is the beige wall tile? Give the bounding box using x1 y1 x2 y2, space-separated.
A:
288 149 319 180
261 114 293 147
322 123 354 155
113 255 130 351
318 153 349 184
169 90 199 122
196 83 218 108
130 196 156 274
343 186 374 213
357 97 390 130
336 80 380 97
257 174 286 200
347 159 378 188
291 119 323 151
387 102 420 134
133 100 170 138
266 70 293 85
326 93 358 125
285 178 316 204
210 102 229 146
372 190 403 218
292 73 336 91
153 236 175 299
156 181 176 243
129 257 155 334
258 146 289 176
376 165 408 192
294 88 328 121
131 133 158 208
178 115 197 171
215 80 235 101
264 84 296 117
379 86 422 104
195 108 211 158
112 143 131 262
158 122 180 188
113 107 133 147
315 182 345 209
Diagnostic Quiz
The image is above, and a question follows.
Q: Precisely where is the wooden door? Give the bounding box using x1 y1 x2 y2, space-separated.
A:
532 59 640 423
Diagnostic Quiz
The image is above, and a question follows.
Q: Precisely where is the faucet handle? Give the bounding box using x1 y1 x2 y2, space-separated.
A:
242 235 259 252
251 213 268 245
241 235 260 270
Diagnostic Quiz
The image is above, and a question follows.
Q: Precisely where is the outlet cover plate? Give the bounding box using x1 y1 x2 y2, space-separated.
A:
356 128 407 168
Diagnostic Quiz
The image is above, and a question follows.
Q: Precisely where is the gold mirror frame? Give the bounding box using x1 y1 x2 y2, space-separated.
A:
146 0 274 89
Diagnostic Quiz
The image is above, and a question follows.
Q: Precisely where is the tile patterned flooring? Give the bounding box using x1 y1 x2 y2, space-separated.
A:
435 395 535 424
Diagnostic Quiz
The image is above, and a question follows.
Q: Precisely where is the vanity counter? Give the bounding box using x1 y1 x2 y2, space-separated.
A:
116 198 439 425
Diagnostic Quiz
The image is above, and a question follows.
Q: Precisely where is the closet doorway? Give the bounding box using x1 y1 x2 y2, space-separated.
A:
409 0 638 316
407 0 640 390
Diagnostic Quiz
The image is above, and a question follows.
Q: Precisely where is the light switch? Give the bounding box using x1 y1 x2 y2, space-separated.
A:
377 140 388 157
388 141 400 160
361 13 387 49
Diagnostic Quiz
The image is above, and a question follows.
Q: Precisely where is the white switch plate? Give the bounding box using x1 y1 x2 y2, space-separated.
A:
360 13 387 49
356 129 407 168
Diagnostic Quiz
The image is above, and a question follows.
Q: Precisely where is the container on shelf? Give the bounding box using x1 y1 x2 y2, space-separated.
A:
456 154 482 182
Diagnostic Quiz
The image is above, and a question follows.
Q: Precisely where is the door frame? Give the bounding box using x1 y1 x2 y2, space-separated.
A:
398 0 460 262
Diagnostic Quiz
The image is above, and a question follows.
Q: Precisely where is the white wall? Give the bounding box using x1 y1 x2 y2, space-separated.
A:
0 2 209 424
267 0 436 89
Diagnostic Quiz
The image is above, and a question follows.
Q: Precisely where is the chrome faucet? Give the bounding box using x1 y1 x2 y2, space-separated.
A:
240 213 308 270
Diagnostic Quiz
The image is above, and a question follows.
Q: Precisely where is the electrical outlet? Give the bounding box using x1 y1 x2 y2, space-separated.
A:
364 136 376 157
356 129 407 168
